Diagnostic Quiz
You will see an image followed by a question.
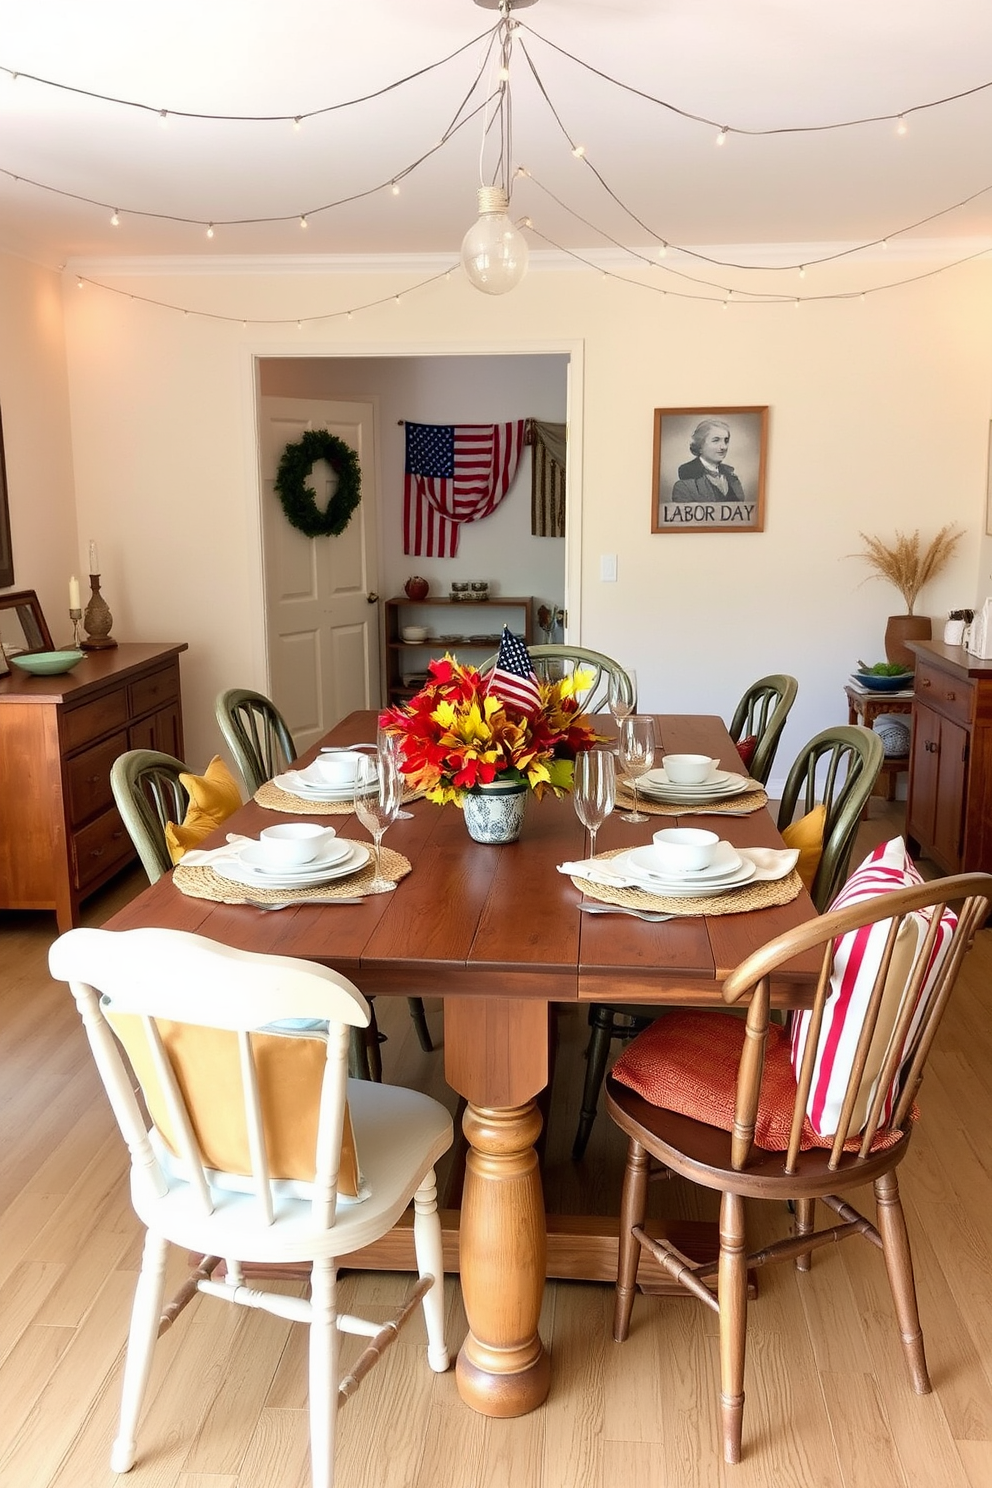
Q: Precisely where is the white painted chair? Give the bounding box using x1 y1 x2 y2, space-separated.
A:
48 926 453 1488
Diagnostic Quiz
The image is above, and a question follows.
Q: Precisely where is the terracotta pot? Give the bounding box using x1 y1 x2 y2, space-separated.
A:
884 614 931 671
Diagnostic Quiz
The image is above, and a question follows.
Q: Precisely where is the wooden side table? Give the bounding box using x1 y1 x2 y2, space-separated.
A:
844 681 912 803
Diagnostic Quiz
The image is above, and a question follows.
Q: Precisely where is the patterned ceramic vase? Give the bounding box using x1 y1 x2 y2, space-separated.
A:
462 780 528 843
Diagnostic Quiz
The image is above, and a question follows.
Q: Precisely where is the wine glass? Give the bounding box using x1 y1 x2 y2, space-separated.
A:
353 751 403 891
618 715 655 824
378 724 413 819
608 668 636 728
573 748 616 859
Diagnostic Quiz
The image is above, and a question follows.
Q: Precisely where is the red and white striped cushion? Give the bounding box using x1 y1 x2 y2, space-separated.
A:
790 836 956 1138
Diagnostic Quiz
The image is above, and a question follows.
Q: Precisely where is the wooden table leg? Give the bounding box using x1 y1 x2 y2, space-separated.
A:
457 1100 551 1416
443 995 552 1417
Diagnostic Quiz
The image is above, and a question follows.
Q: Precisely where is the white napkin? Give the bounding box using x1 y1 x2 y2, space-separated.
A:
556 845 799 890
178 833 254 868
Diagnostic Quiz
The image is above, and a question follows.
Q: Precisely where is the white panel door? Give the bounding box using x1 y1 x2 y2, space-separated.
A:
259 397 381 753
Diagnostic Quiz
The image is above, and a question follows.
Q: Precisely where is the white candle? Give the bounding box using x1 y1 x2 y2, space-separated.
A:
68 575 80 610
88 541 99 574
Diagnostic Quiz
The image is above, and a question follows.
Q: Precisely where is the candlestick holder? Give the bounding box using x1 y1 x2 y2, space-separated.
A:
81 573 117 650
69 608 83 648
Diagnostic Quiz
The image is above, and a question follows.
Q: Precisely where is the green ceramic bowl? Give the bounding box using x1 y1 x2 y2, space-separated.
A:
10 649 85 676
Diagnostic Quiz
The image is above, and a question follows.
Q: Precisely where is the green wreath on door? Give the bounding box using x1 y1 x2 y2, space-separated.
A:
274 429 362 537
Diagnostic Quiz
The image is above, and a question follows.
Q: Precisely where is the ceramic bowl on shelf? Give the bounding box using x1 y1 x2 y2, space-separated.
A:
854 670 913 692
10 649 85 676
401 625 428 643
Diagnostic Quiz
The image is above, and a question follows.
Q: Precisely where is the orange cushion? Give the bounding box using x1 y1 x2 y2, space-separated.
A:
611 1009 906 1153
781 803 827 891
164 755 242 864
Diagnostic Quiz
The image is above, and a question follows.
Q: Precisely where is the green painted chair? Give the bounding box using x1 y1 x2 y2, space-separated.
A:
570 723 885 1160
477 644 633 714
110 749 190 885
215 687 434 1056
215 688 297 796
728 674 798 786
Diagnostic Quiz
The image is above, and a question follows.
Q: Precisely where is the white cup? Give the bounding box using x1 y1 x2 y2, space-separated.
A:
662 753 720 785
258 822 330 865
312 751 366 787
651 827 720 872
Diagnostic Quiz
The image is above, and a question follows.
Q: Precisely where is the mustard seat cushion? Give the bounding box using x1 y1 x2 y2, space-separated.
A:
781 802 827 891
165 755 242 864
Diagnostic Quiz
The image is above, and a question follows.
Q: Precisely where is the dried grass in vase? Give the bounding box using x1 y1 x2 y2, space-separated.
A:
853 526 962 614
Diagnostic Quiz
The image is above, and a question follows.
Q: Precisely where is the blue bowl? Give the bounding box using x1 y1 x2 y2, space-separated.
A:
854 670 913 692
11 649 85 676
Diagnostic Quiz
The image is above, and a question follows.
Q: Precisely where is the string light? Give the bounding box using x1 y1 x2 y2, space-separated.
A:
896 115 908 135
657 243 667 259
76 276 83 288
110 210 120 226
391 181 400 195
571 143 585 158
158 109 167 126
299 215 308 229
293 116 302 131
206 223 214 238
799 265 806 278
716 127 728 146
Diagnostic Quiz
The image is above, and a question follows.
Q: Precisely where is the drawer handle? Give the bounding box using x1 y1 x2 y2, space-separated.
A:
946 691 956 701
921 678 931 688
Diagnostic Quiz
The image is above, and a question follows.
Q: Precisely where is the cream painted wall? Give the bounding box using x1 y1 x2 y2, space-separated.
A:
61 260 992 781
0 254 78 635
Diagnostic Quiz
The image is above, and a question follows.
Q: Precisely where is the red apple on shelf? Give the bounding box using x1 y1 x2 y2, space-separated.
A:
404 576 429 600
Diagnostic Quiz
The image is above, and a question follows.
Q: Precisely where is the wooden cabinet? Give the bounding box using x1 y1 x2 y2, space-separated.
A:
905 640 992 874
0 643 187 930
383 596 532 706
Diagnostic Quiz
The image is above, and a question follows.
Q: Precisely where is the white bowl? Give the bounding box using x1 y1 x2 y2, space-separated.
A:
402 625 428 643
650 827 720 873
311 751 365 787
662 753 720 786
258 822 331 865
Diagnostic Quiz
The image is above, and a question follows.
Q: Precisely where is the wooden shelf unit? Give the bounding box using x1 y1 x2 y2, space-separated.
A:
384 596 532 706
0 642 187 930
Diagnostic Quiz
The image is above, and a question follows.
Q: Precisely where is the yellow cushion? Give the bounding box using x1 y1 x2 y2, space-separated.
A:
781 802 827 890
165 755 242 864
108 1015 361 1198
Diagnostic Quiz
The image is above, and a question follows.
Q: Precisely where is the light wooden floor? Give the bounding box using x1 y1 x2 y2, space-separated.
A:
3 803 992 1487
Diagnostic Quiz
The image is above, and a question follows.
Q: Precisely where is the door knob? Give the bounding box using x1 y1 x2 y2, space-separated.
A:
367 592 379 604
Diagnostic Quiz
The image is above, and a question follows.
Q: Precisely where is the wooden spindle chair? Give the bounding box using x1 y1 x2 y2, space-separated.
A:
48 926 453 1488
605 871 992 1464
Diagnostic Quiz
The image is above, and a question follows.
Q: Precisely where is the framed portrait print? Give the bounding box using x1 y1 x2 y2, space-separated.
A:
0 404 12 587
651 406 768 534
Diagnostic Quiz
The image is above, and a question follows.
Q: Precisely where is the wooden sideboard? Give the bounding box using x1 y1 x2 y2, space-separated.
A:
906 639 992 874
0 643 187 930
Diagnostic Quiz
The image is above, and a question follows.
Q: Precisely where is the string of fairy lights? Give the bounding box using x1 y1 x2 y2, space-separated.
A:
3 9 991 324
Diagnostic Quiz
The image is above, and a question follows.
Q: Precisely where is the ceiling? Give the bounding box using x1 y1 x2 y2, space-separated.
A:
1 0 991 284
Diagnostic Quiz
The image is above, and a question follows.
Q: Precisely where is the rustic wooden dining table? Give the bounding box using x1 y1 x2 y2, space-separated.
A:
103 710 821 1420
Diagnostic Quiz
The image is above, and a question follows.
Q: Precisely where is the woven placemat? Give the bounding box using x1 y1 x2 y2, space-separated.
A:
616 781 768 817
254 779 421 815
173 844 410 905
568 846 802 917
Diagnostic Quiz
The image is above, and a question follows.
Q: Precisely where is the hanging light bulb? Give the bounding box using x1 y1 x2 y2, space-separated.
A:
461 186 529 295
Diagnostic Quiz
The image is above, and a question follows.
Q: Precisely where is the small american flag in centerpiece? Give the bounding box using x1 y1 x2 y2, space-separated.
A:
486 626 540 714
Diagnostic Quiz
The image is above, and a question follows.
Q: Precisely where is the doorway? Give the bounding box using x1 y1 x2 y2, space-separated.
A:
257 351 571 732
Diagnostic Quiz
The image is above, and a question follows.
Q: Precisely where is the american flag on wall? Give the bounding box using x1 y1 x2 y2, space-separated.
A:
403 420 526 558
486 626 541 714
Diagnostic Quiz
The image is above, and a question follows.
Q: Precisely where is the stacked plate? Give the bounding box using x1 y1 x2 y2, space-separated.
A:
612 840 757 898
636 767 753 805
212 835 370 891
273 758 378 802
